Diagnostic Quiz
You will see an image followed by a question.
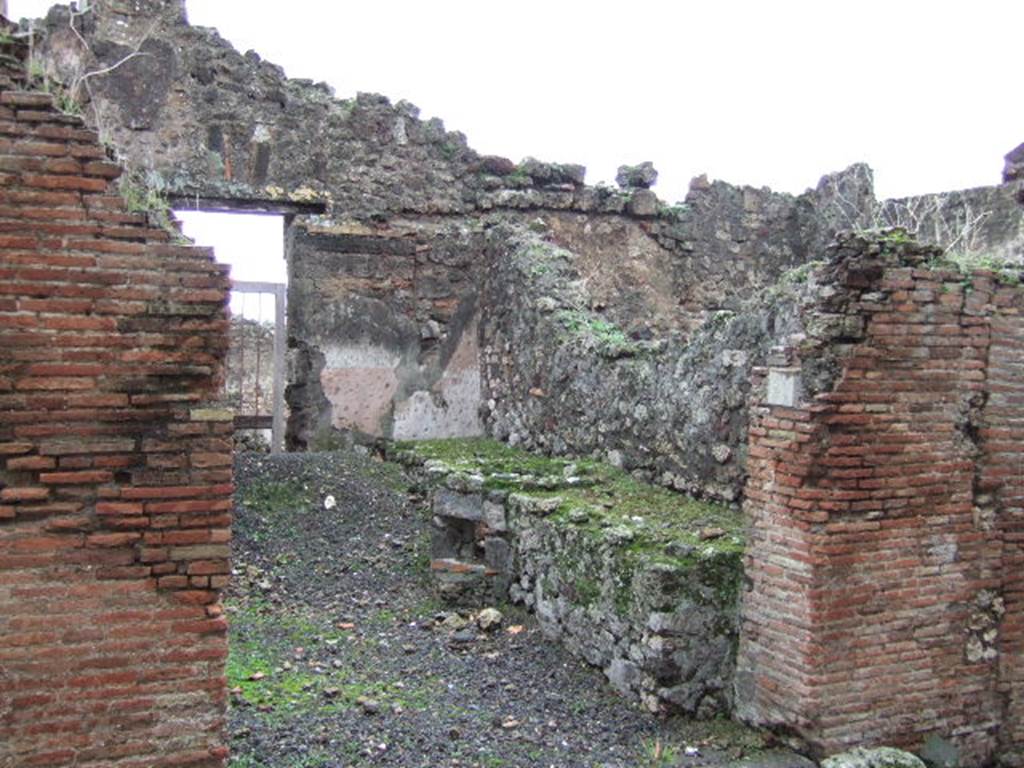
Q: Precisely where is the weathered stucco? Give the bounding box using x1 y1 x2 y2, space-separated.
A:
282 217 485 447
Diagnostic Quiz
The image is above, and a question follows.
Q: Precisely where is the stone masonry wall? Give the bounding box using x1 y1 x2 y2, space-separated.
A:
479 171 1024 502
29 3 1024 461
394 439 745 719
16 1 874 456
480 224 815 501
0 44 231 768
31 0 595 218
886 182 1024 265
19 3 1024 760
1004 142 1024 192
286 168 880 452
735 232 1024 766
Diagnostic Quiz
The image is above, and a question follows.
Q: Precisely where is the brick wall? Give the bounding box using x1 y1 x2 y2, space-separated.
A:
988 302 1024 765
736 233 1024 765
0 48 231 768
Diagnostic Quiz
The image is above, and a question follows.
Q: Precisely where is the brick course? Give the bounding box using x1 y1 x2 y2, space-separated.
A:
0 44 230 767
737 235 1024 765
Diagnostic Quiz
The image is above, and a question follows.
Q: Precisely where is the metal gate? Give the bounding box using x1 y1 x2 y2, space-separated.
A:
227 281 286 453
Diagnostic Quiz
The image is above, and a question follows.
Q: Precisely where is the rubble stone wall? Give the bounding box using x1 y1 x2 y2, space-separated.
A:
31 3 1024 466
21 0 868 457
480 224 814 501
735 233 1024 765
394 439 745 718
0 48 231 768
476 180 1023 503
886 182 1024 264
22 4 1024 761
283 169 876 452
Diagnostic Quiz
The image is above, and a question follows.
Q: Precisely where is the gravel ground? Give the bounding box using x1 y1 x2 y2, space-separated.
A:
226 451 803 768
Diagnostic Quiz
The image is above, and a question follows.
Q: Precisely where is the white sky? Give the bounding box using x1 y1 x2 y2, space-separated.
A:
189 0 1021 202
175 210 283 317
10 0 1024 290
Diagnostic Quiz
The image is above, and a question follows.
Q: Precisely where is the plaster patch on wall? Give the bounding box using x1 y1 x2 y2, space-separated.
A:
323 344 402 369
394 316 483 440
320 344 401 435
394 368 483 440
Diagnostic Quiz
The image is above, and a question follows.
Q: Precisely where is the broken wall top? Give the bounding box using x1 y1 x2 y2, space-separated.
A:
31 0 596 217
24 1 872 223
28 2 1024 263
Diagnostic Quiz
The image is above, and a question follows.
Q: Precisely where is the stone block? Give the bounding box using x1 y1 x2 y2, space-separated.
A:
627 189 658 217
190 408 234 422
822 748 926 768
433 488 483 521
766 367 802 407
606 658 641 694
482 499 507 531
483 536 511 574
430 516 477 561
430 558 490 608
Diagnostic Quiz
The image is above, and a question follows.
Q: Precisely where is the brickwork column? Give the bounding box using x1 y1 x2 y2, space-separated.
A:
736 235 1023 766
0 45 232 768
987 293 1024 765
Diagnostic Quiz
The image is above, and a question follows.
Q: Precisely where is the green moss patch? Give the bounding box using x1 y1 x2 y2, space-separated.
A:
227 597 438 722
395 437 741 550
239 478 314 515
394 438 745 612
936 250 1023 286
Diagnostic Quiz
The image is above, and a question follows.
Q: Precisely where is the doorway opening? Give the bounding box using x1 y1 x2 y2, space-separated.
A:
176 209 287 453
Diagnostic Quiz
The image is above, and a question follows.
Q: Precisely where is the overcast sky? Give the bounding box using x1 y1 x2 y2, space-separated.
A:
185 0 1020 201
10 0 1023 289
